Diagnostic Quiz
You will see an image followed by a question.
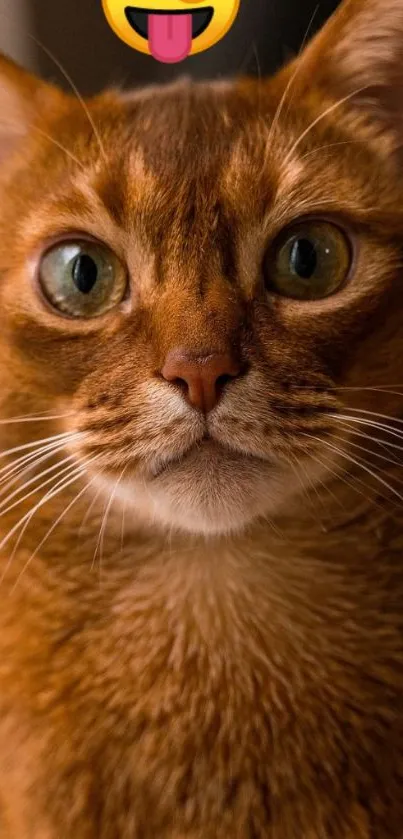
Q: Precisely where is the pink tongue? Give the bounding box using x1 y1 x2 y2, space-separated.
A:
148 13 192 63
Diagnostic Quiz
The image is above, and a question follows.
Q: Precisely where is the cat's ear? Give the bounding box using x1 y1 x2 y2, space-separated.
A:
290 0 403 147
0 54 60 164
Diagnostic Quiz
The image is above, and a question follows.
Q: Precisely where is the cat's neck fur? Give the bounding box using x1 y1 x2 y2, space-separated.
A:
1 473 401 838
1 462 398 597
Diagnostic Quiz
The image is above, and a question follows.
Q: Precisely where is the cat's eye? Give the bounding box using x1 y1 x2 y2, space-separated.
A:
264 220 351 301
38 240 128 318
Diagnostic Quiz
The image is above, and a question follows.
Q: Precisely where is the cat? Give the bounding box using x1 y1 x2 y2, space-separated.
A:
0 0 402 835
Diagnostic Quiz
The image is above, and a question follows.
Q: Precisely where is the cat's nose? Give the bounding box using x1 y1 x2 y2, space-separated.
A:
161 349 241 413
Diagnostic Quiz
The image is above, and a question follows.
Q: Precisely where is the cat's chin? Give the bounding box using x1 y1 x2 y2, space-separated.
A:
115 442 293 536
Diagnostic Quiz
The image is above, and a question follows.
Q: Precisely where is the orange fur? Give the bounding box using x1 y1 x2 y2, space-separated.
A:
0 0 403 835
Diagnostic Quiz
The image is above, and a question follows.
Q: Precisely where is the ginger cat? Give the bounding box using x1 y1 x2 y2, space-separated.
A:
0 0 402 836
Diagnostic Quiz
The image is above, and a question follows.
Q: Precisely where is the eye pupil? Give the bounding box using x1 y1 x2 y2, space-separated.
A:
290 238 317 280
264 220 351 301
72 254 98 294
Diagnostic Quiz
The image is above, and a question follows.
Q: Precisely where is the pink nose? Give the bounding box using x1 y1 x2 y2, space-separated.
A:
161 349 241 413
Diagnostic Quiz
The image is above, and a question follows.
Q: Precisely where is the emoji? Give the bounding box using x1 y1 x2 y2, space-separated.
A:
102 0 240 64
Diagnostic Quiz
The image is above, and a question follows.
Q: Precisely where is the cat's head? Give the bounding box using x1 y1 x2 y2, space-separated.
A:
1 0 403 537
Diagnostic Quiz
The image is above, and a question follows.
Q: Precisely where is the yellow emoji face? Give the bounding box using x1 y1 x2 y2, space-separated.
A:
102 0 240 63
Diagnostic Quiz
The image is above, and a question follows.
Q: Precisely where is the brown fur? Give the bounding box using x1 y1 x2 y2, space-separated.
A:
0 0 403 835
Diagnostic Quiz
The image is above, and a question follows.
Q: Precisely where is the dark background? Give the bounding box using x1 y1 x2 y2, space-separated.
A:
32 0 340 94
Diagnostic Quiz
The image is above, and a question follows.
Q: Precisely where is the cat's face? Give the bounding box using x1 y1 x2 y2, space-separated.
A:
1 0 403 536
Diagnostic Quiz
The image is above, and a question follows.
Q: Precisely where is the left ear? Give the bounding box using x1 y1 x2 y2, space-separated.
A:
0 53 61 165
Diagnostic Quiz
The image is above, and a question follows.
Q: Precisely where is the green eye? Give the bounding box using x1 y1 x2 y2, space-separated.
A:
264 221 351 300
39 240 128 318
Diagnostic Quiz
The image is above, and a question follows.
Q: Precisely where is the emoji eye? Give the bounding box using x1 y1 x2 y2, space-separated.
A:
264 220 352 301
38 240 128 318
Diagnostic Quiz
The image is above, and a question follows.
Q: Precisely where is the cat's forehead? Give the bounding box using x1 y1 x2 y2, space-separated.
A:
36 76 380 261
113 81 271 191
86 80 282 237
120 79 263 160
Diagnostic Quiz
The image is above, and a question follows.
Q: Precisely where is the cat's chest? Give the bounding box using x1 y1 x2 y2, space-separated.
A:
0 537 402 839
0 637 380 839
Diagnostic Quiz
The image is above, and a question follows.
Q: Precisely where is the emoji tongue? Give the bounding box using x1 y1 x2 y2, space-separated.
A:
148 13 192 63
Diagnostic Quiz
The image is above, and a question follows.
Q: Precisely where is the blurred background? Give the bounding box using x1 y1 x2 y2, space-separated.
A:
0 0 340 93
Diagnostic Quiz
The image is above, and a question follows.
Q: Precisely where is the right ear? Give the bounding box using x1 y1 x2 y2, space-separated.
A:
0 54 61 164
280 0 403 154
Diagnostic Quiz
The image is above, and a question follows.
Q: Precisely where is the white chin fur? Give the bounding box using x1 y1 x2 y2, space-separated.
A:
116 448 293 536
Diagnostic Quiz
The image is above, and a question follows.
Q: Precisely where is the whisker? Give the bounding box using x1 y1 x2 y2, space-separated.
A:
0 118 84 170
0 455 78 519
0 11 103 164
0 455 99 587
0 431 80 480
10 472 99 594
78 484 104 541
282 85 370 168
92 497 108 573
0 431 77 462
93 466 127 577
0 410 75 425
99 466 128 574
7 453 97 564
328 385 403 396
120 498 127 554
29 35 107 164
33 126 85 169
330 414 403 444
0 407 73 419
267 62 304 151
299 140 359 162
299 4 320 53
266 4 319 150
330 431 403 469
295 452 328 512
0 460 89 565
252 42 261 83
334 407 403 427
236 39 257 75
295 383 403 393
0 436 74 485
303 433 403 506
331 419 403 456
288 453 329 530
308 450 388 513
304 451 346 511
0 441 72 500
330 418 403 456
2 459 90 585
